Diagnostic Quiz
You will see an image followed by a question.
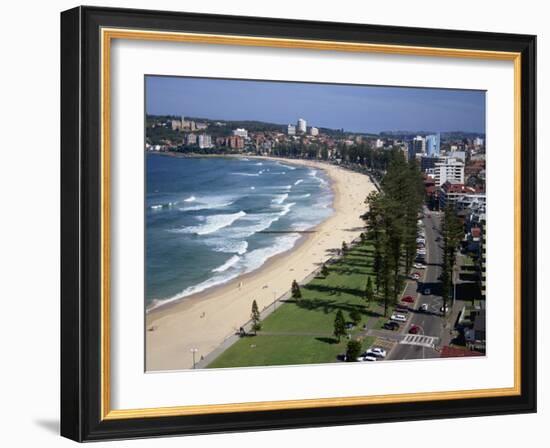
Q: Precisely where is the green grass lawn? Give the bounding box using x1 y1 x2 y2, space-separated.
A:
207 241 382 369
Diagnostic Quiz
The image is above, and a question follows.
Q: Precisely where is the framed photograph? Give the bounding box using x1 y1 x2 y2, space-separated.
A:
60 6 536 441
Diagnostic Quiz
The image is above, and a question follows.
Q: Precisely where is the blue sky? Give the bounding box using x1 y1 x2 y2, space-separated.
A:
146 76 486 134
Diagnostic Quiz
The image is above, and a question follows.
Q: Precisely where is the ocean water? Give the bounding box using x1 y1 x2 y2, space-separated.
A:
146 154 333 310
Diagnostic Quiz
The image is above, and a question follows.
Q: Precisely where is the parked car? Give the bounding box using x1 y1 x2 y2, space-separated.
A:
410 272 421 280
418 303 429 312
414 263 426 269
391 313 407 323
401 295 415 303
383 321 400 331
357 355 378 362
366 347 387 358
409 325 420 334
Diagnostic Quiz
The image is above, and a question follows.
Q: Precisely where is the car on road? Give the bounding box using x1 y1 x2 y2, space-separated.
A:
423 288 431 295
391 313 407 323
383 321 400 331
414 263 426 269
366 347 387 358
401 295 415 303
418 303 429 312
357 355 378 362
409 325 421 334
410 272 421 280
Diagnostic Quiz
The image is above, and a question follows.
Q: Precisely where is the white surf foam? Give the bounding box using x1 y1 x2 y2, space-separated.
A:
272 193 288 205
212 255 241 273
177 211 246 235
231 172 260 177
209 239 248 255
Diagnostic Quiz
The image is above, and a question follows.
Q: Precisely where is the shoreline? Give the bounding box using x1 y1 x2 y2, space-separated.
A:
145 156 376 371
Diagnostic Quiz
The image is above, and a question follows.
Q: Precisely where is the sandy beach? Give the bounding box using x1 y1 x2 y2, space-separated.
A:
145 158 376 371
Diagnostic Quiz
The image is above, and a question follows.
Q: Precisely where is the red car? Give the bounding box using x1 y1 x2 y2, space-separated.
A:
409 325 420 334
401 295 415 303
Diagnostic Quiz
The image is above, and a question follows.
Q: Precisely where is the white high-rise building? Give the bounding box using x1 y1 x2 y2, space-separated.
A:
297 118 307 134
434 157 465 186
287 124 296 136
233 128 248 138
198 134 212 149
310 127 319 136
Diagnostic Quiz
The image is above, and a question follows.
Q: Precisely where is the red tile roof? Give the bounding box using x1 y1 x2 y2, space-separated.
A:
440 346 484 358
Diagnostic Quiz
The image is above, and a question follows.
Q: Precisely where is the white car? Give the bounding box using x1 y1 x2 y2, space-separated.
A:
357 355 378 362
366 348 387 358
419 303 429 312
414 263 426 269
390 313 407 323
416 238 426 244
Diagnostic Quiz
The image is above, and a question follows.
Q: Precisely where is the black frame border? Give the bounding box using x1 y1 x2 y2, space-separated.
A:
61 6 536 442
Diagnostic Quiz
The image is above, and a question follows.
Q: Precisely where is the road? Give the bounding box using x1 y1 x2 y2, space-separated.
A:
387 207 447 360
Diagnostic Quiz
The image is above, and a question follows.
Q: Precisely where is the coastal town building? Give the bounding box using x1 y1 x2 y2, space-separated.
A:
426 133 441 157
447 151 466 162
434 157 465 186
310 126 319 136
297 118 307 134
454 193 486 214
233 128 248 138
198 134 212 149
227 135 245 150
413 135 426 152
474 136 484 147
439 181 475 209
287 124 296 136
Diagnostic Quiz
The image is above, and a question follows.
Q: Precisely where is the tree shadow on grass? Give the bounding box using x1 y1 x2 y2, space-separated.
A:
305 283 365 298
294 297 382 319
316 336 339 344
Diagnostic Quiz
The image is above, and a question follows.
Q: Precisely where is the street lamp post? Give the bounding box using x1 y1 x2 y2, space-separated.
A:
190 347 198 369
